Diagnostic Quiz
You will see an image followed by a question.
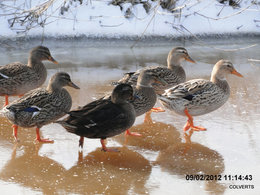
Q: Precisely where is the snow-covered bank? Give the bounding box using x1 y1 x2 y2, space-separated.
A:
0 0 259 38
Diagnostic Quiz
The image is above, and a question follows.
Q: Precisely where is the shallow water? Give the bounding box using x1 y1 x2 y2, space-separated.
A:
0 37 260 194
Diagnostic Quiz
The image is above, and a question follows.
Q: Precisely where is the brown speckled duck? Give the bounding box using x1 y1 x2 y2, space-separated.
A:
2 72 80 143
158 60 243 131
116 47 195 95
125 69 166 135
0 46 58 106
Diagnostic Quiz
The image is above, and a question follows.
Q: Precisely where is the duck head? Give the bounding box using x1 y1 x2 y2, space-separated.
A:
137 69 167 87
47 72 80 91
211 60 243 81
111 84 134 104
167 47 195 67
30 46 58 64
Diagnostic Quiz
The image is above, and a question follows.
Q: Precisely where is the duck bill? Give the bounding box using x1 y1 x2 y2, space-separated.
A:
185 55 196 63
68 81 80 89
48 56 58 64
231 69 243 77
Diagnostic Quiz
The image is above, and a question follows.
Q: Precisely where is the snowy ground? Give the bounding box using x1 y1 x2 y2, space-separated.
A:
0 0 259 38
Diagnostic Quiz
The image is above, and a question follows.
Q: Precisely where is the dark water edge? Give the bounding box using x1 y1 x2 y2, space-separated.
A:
0 32 259 50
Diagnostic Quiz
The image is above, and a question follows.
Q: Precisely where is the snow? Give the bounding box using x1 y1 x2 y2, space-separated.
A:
0 0 259 38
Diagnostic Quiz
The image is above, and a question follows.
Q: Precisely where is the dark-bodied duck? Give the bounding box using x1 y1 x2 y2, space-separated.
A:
0 46 58 106
56 84 136 152
88 70 166 136
116 47 195 95
2 72 80 143
158 60 243 131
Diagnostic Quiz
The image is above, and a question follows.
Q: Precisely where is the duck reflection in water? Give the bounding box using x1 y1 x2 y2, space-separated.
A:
114 121 181 151
58 147 152 195
156 130 226 194
0 121 151 195
0 143 66 194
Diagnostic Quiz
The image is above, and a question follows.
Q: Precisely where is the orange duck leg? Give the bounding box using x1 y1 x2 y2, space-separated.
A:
35 128 54 143
183 108 207 132
100 139 119 152
144 107 165 123
3 95 9 107
79 136 84 148
125 129 142 137
150 107 165 112
12 124 19 142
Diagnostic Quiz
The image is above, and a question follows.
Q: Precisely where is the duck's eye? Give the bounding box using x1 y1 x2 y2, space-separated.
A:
227 64 232 68
61 76 69 81
177 49 186 54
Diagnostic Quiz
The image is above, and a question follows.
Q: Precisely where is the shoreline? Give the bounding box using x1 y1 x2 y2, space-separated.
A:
0 32 259 50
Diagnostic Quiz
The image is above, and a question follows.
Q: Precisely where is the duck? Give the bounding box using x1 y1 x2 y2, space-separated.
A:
126 69 166 135
115 47 195 95
56 84 136 152
84 69 165 137
0 46 58 107
158 60 243 131
2 72 80 143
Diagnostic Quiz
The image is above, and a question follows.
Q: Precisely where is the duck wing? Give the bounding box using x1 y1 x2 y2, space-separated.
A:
6 89 50 112
163 79 213 101
113 71 138 86
68 96 110 117
62 100 130 138
115 66 170 87
68 101 125 126
0 63 33 80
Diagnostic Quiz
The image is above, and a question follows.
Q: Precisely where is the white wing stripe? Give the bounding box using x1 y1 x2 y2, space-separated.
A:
0 72 9 79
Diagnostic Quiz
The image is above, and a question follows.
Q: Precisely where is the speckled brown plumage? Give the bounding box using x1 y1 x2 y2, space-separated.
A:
158 60 243 131
96 70 165 117
130 69 166 116
0 46 58 106
2 72 80 142
116 47 195 94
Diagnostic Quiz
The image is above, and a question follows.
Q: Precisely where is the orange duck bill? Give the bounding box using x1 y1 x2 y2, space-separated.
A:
48 56 58 64
185 55 196 63
231 69 243 77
